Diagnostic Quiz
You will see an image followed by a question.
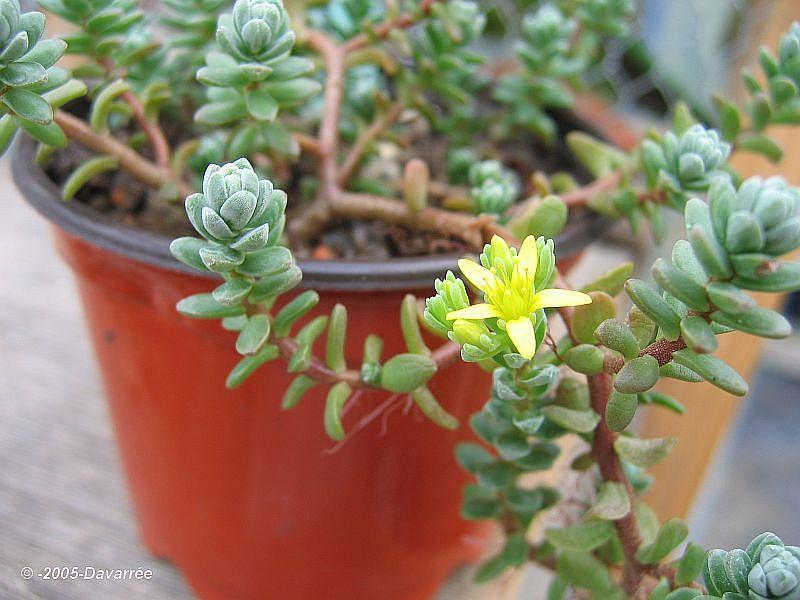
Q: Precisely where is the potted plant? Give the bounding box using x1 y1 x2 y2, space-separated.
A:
7 0 800 598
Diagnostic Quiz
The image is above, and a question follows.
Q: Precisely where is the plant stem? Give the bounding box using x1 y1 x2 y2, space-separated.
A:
275 333 461 390
119 87 171 168
55 110 192 197
338 100 403 186
332 191 515 249
588 372 647 595
341 0 441 53
99 60 171 168
604 338 688 374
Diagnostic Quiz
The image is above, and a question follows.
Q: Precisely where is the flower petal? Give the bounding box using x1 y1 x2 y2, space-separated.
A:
446 303 501 320
458 258 495 292
517 235 538 273
506 317 538 359
532 288 593 310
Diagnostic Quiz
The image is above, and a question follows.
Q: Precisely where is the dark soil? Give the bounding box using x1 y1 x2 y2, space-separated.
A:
44 107 591 260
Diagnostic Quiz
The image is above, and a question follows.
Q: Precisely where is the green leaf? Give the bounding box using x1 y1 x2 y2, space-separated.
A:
581 262 635 297
710 306 791 339
680 316 718 354
506 486 545 514
495 428 531 460
566 131 627 177
625 279 681 340
660 361 704 383
706 282 756 314
672 101 697 134
595 319 641 360
18 119 66 147
652 258 710 311
273 290 319 338
225 344 279 388
281 375 317 410
671 349 748 396
212 278 253 306
563 344 605 375
547 574 569 600
713 95 741 141
0 114 17 153
400 294 430 355
614 355 659 394
572 292 617 344
170 237 208 271
605 390 638 432
380 354 437 393
636 518 688 564
738 134 783 163
541 405 600 433
455 442 494 473
248 266 302 301
614 436 677 468
195 98 247 125
235 314 271 355
639 391 686 414
546 520 615 552
89 79 130 133
264 78 322 105
244 87 278 121
1 87 53 124
588 482 631 520
513 194 568 239
177 293 245 318
476 461 516 490
685 198 733 279
732 260 800 292
556 550 615 592
515 442 560 471
664 590 702 600
324 382 352 441
411 387 458 429
676 542 707 586
61 155 118 200
237 246 294 277
461 484 501 520
648 578 670 600
325 303 347 373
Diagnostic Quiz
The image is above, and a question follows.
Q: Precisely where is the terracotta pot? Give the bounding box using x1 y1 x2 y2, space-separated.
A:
12 137 608 599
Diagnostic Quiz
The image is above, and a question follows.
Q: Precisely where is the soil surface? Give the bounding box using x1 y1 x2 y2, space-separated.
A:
44 107 590 260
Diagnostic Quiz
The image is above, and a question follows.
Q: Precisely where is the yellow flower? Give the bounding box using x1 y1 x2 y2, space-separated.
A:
446 235 592 359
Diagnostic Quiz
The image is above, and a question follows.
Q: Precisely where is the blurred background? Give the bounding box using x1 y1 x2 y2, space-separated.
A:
1 0 798 598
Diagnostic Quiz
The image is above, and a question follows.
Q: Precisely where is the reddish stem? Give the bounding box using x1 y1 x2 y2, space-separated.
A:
588 372 647 594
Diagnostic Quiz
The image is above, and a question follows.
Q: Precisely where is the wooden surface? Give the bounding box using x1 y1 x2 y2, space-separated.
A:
641 0 799 521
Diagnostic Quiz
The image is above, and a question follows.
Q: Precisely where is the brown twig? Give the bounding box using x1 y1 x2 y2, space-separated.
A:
294 132 322 156
341 0 441 53
588 372 647 594
604 338 689 374
332 191 516 249
55 110 191 198
119 88 171 168
100 59 171 168
338 100 404 186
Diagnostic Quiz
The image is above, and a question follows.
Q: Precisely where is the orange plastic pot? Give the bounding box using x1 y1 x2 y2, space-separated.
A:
13 137 606 599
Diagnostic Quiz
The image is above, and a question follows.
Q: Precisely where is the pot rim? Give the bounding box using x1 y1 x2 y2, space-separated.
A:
11 135 609 291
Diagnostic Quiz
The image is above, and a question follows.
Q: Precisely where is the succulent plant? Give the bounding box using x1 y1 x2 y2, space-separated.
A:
704 533 800 600
4 3 800 598
469 160 518 215
0 0 67 125
642 124 732 197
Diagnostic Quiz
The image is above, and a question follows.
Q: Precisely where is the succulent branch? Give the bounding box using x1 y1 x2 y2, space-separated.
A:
6 1 800 597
